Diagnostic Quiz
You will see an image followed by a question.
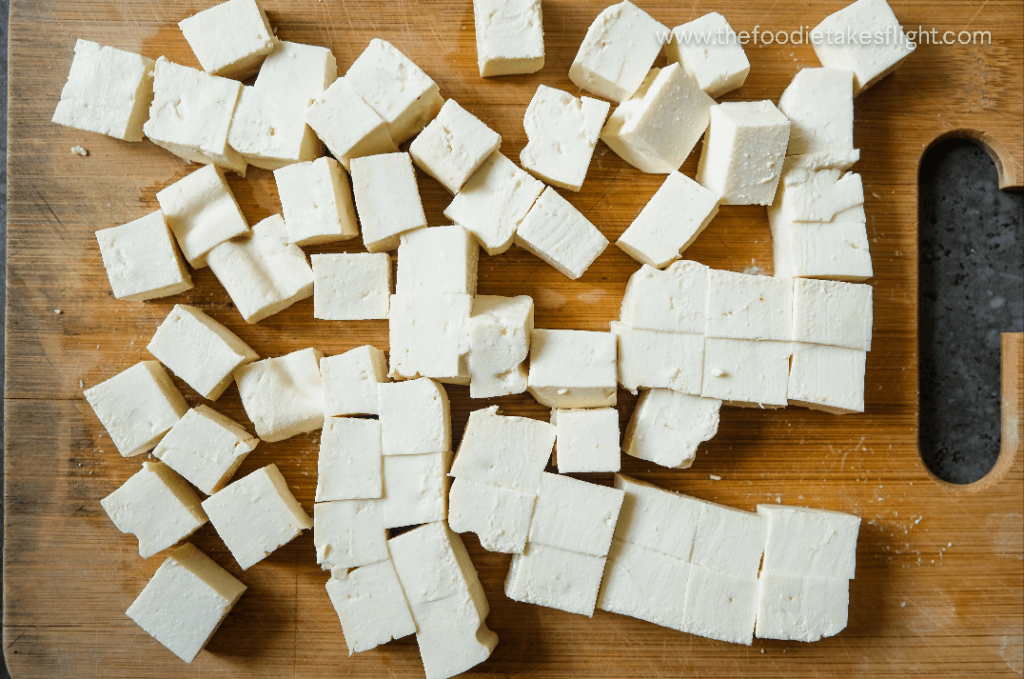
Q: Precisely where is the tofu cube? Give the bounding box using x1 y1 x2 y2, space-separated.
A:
519 85 609 192
505 542 607 617
84 361 189 457
274 158 359 246
515 187 608 280
770 158 865 224
527 328 617 408
569 1 667 103
95 211 193 301
201 464 312 570
689 501 767 579
610 321 705 395
778 68 856 157
449 406 555 495
473 0 545 77
143 57 247 175
350 152 428 252
178 0 274 79
680 565 758 645
705 269 794 341
528 472 624 557
314 500 389 570
51 39 155 142
792 278 874 351
788 343 867 414
467 295 534 399
597 539 690 630
147 304 259 400
551 408 620 473
321 346 388 417
770 220 873 282
152 406 259 495
378 378 451 456
613 474 703 560
388 293 472 384
305 77 398 171
100 461 208 558
312 253 392 321
701 339 792 408
616 172 720 268
757 504 861 579
397 225 479 296
234 348 324 442
126 544 246 663
410 100 502 194
664 13 750 98
622 389 721 469
620 261 709 334
253 39 337 99
325 560 416 654
755 573 850 642
410 594 499 679
316 417 383 502
448 476 536 554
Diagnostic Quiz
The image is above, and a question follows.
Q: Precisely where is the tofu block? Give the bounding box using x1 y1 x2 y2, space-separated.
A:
378 378 451 456
143 57 247 175
601 64 716 174
770 160 865 224
610 321 704 395
467 295 534 399
620 261 709 334
207 214 314 323
597 539 690 630
792 278 874 351
389 293 472 384
412 592 499 679
473 0 545 77
613 474 703 560
664 13 750 98
274 157 358 246
778 68 855 157
153 406 259 495
505 542 607 616
701 339 792 408
312 253 392 321
812 0 916 95
101 461 208 558
755 573 850 642
696 101 791 206
788 343 867 414
448 476 536 553
51 39 155 142
409 100 502 194
325 560 416 654
528 472 624 557
147 304 259 400
95 211 193 301
178 0 274 79
350 152 428 252
156 164 249 269
515 187 608 280
397 225 479 296
681 565 758 645
84 361 189 457
316 418 383 502
552 408 621 473
444 151 545 255
321 346 388 417
201 464 312 570
450 406 555 494
622 389 721 469
705 269 794 341
345 39 443 144
126 544 246 663
616 171 720 267
254 39 337 100
234 348 324 442
519 85 609 192
770 220 873 282
757 504 861 579
569 1 667 103
690 501 767 579
314 500 389 570
527 328 617 408
305 77 398 170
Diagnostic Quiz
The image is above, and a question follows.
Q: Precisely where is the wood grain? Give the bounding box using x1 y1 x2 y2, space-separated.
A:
4 0 1023 677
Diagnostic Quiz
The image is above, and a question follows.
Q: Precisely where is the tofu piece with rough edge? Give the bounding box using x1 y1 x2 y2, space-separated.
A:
178 0 274 80
778 68 855 157
664 13 749 98
757 504 861 579
95 211 193 301
126 544 246 664
528 472 624 557
620 261 709 334
551 408 620 473
601 64 716 174
612 474 703 559
410 100 502 195
792 278 873 351
473 0 544 77
690 501 767 579
611 321 704 395
316 417 383 502
51 39 155 142
755 573 850 642
152 406 259 495
100 461 208 558
681 565 759 645
527 328 617 408
597 538 690 630
388 293 472 384
705 269 794 341
147 304 259 400
770 220 873 282
449 406 555 495
201 464 312 570
788 344 867 414
143 58 247 175
207 215 314 324
321 346 388 417
84 361 189 457
305 77 398 171
350 152 428 252
410 593 499 679
274 157 358 246
312 253 392 321
622 389 721 469
314 500 389 570
515 187 608 280
569 1 667 103
769 162 865 224
616 172 720 268
325 560 416 654
233 348 324 442
448 476 536 554
519 85 609 192
505 542 607 616
378 378 451 456
467 295 534 399
397 225 479 296
701 339 792 408
254 39 337 98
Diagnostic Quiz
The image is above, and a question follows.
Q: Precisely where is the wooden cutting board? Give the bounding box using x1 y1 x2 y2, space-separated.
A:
4 0 1022 676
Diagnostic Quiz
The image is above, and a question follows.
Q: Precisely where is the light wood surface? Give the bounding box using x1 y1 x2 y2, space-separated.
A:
5 0 1023 676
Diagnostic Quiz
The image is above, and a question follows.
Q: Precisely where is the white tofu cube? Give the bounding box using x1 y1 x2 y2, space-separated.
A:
207 214 314 323
689 501 767 579
143 57 247 175
274 157 358 246
620 260 708 334
613 474 703 560
519 85 609 192
314 500 389 570
350 152 428 252
448 476 536 554
397 225 479 296
516 187 608 280
152 406 259 495
316 418 383 502
411 594 499 679
701 339 792 407
664 13 750 98
778 68 855 157
95 211 193 301
527 328 617 408
467 295 534 399
253 39 336 98
312 253 392 321
147 304 259 400
622 389 721 469
178 0 274 79
551 408 620 473
321 346 388 417
770 220 873 282
410 100 502 194
100 461 207 558
378 378 451 456
528 472 624 557
449 406 555 495
755 573 850 642
126 544 246 663
388 293 472 384
610 322 705 395
770 161 865 224
51 39 155 142
234 348 324 442
569 1 667 103
84 361 189 457
473 0 545 77
616 171 720 268
325 560 416 654
305 77 398 171
505 542 607 616
757 504 861 579
788 343 867 414
705 269 794 341
681 565 758 645
597 539 690 630
792 278 874 351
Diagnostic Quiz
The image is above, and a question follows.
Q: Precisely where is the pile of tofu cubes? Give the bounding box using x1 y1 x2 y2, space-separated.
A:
52 0 917 672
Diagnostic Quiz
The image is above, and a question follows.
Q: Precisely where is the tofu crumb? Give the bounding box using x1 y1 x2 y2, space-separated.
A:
742 261 766 276
70 146 88 156
901 601 907 607
760 649 765 654
79 380 83 389
709 474 722 481
54 309 61 314
711 368 726 377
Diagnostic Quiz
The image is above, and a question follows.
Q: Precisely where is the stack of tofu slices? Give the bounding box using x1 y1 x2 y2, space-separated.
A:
53 0 917 674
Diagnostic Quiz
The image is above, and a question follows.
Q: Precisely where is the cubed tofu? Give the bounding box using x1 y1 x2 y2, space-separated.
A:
274 157 359 246
410 100 502 194
551 408 620 473
505 542 607 616
770 159 865 224
611 321 705 395
449 406 555 494
316 418 383 502
527 328 617 408
757 504 861 579
681 565 758 645
51 39 155 142
792 278 873 351
690 501 767 579
473 0 544 77
305 77 398 170
619 261 709 334
397 225 479 296
178 0 274 79
233 348 324 442
622 389 721 469
378 378 451 456
755 573 850 642
778 68 856 157
515 187 608 280
388 293 472 384
788 344 867 414
448 476 537 554
613 474 703 560
95 211 193 301
597 539 690 630
325 560 416 653
350 152 428 252
705 269 794 341
153 406 259 495
467 295 534 399
312 253 392 321
314 500 389 570
411 594 499 679
701 339 792 408
770 219 873 282
664 13 750 98
321 346 388 417
528 472 624 557
519 85 609 192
